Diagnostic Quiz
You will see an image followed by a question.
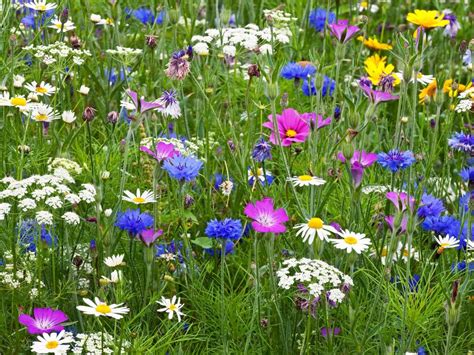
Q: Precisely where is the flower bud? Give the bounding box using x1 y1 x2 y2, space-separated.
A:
247 64 261 78
83 106 96 122
60 8 69 24
107 111 118 124
265 82 279 100
145 35 157 49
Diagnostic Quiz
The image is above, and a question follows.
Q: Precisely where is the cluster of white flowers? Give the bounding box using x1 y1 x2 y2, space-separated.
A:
68 331 130 354
0 166 95 225
0 251 44 295
23 41 91 66
190 10 294 57
48 157 83 175
276 258 353 304
106 46 143 57
140 137 200 157
455 88 473 113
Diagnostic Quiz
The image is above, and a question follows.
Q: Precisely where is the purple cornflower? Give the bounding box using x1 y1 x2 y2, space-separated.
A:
302 76 335 97
280 62 316 81
156 90 181 119
140 141 179 162
115 209 154 236
205 218 243 240
309 8 336 32
337 150 377 187
377 150 416 172
417 193 445 219
18 308 68 335
126 89 162 114
140 228 163 247
359 79 399 104
163 155 203 182
328 19 360 43
251 138 272 162
165 50 191 80
448 132 473 153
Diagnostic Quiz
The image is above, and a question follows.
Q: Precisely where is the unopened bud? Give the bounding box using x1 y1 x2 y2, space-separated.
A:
145 35 157 49
60 8 69 24
83 106 96 122
247 64 261 78
107 111 118 124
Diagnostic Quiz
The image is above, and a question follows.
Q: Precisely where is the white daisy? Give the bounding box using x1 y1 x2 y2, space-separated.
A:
24 0 57 12
0 92 30 111
29 103 59 122
76 297 129 319
61 110 76 123
101 270 122 284
434 235 459 253
294 217 338 244
157 295 185 322
122 189 156 205
104 254 125 268
24 81 56 96
287 175 326 187
30 330 72 354
48 17 76 33
330 230 372 254
397 242 420 262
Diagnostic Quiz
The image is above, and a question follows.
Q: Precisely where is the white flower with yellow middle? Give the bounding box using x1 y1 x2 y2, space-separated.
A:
294 217 338 244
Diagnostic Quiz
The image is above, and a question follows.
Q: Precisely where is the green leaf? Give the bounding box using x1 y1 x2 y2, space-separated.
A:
191 237 214 249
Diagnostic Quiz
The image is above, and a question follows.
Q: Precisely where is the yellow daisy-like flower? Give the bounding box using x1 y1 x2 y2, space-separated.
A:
357 36 393 51
364 54 400 86
419 79 437 103
406 10 449 29
442 79 473 98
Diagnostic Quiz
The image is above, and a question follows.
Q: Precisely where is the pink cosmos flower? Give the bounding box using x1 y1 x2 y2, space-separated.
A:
18 308 68 334
300 112 332 129
244 197 288 234
328 20 360 43
386 192 415 212
337 150 378 187
140 141 179 162
262 108 310 146
140 228 163 247
126 89 162 114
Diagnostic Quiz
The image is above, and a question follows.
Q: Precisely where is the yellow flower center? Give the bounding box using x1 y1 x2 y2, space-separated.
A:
360 1 368 8
380 248 388 257
298 175 313 181
35 114 48 121
95 304 111 314
402 249 409 257
132 197 146 204
106 18 114 25
38 5 47 11
45 341 59 349
344 236 358 245
10 97 27 106
36 86 48 93
308 218 324 229
286 129 297 138
169 304 177 311
440 243 450 248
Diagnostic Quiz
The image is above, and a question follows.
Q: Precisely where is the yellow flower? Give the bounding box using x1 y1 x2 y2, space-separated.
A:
364 54 400 86
419 79 437 103
442 79 473 98
357 36 393 51
406 10 449 29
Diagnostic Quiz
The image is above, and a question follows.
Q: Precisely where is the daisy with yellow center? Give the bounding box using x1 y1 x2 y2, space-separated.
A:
157 295 185 322
407 10 449 29
419 79 437 103
24 0 57 12
287 175 326 187
434 235 459 254
294 217 338 244
25 81 56 96
364 54 400 87
370 246 398 266
30 103 58 122
357 36 392 51
442 79 472 98
397 242 419 262
76 297 129 319
0 92 30 110
30 330 73 354
122 189 156 205
330 230 372 254
48 17 76 33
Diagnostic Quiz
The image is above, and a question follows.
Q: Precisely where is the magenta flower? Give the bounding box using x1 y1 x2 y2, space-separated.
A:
126 89 162 114
328 20 360 43
140 141 179 162
385 215 408 234
337 150 377 187
140 228 163 247
18 308 68 335
244 197 289 234
386 192 415 212
262 108 310 146
301 112 332 129
359 80 399 104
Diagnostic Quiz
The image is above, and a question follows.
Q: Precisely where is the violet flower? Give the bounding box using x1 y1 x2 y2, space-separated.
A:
337 150 377 187
301 112 332 130
359 79 399 104
140 228 163 247
244 197 289 234
328 20 360 43
140 141 179 162
385 215 408 234
18 308 68 335
126 89 162 114
386 192 415 212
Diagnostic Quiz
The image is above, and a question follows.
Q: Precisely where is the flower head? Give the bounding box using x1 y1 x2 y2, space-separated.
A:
280 62 316 81
287 175 326 187
24 0 57 12
251 138 272 162
165 50 190 80
359 79 399 104
357 36 393 51
156 90 181 119
30 330 72 354
115 209 154 236
294 217 338 244
262 108 310 146
76 297 129 319
140 228 163 247
19 308 68 335
328 19 360 43
140 141 179 162
126 89 161 114
205 218 242 240
386 191 415 212
377 150 416 172
104 254 125 268
157 296 185 322
330 230 372 254
337 150 377 187
309 8 336 32
417 193 445 219
302 76 335 97
448 132 473 153
244 197 288 234
122 189 156 205
163 155 203 182
434 235 460 253
407 10 449 29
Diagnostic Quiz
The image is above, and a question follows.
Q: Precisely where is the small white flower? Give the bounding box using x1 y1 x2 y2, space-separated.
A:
61 110 76 123
13 75 26 88
193 42 209 56
78 85 90 95
48 17 76 33
104 208 113 217
30 330 73 354
76 297 129 319
157 295 185 322
24 0 57 12
64 193 81 204
18 198 37 211
29 103 59 122
62 212 80 225
104 254 124 268
287 175 326 187
434 235 460 253
35 211 54 225
294 217 338 244
330 230 372 254
24 81 56 96
101 270 122 284
122 189 156 205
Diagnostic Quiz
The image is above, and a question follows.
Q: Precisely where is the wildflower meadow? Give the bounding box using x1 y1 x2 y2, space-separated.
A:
0 0 473 353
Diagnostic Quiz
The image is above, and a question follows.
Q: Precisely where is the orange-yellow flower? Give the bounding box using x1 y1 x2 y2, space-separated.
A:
364 54 400 86
407 10 449 29
442 79 473 98
357 36 393 51
419 80 437 103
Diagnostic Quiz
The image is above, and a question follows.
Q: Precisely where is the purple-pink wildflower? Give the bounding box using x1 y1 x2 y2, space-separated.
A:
262 108 310 146
244 197 288 234
18 308 68 335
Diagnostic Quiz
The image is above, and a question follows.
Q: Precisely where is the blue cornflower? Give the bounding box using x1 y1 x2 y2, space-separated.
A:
309 8 336 32
302 76 335 97
377 150 416 172
459 192 473 216
451 261 474 273
155 240 185 263
460 166 474 184
251 138 272 162
205 218 242 241
417 193 445 219
448 132 473 153
128 8 165 25
18 220 56 252
421 215 472 249
204 240 235 256
408 274 421 292
163 155 203 182
115 209 153 236
280 62 316 81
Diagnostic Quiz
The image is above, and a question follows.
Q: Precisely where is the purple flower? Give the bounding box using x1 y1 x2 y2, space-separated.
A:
262 108 310 146
302 76 335 97
163 155 203 182
385 215 408 234
126 89 162 113
156 90 181 118
377 150 416 172
328 20 360 43
18 308 68 335
205 218 243 241
301 112 332 129
417 193 445 219
140 228 163 247
321 327 341 338
280 62 316 81
448 132 473 153
309 8 336 32
140 141 179 162
359 79 399 104
337 150 377 187
442 10 460 38
251 138 272 162
386 191 415 212
115 209 154 236
165 50 190 80
244 197 289 234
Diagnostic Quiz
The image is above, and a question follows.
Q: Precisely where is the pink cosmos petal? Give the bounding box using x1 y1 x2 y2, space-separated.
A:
352 150 377 167
273 208 289 223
